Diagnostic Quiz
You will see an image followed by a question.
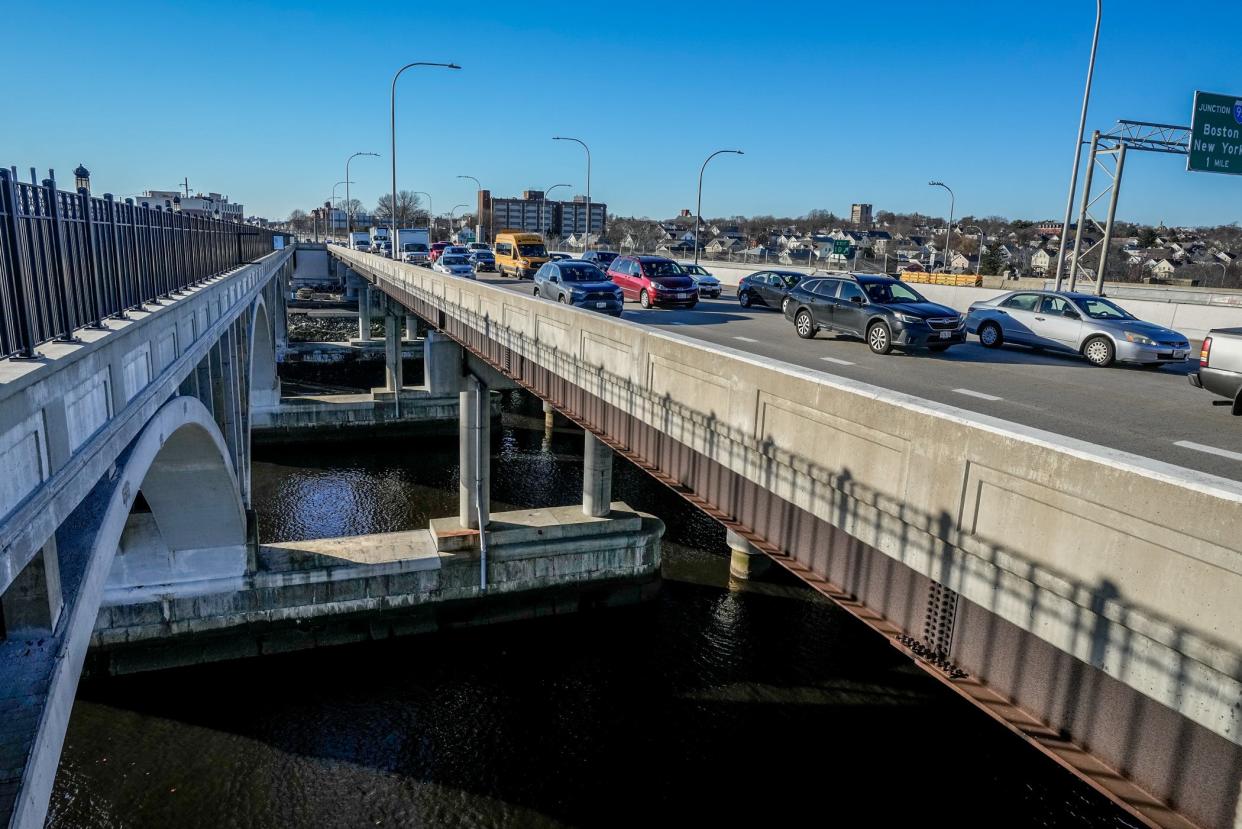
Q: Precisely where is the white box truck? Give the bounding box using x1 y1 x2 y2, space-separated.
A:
396 227 430 264
349 231 370 251
368 227 391 254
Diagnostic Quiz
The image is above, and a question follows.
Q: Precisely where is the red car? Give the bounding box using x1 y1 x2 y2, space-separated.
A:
427 241 450 264
605 255 698 309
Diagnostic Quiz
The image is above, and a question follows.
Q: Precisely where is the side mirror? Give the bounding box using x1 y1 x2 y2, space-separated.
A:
1063 308 1080 319
851 295 865 305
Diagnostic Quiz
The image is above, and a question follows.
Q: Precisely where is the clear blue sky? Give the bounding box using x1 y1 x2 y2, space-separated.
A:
6 0 1240 226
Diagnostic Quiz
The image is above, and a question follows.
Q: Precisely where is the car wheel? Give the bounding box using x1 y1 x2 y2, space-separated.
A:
795 309 816 339
559 294 568 303
738 291 751 308
867 321 893 355
1083 336 1115 367
533 286 540 297
640 289 651 309
978 321 1003 348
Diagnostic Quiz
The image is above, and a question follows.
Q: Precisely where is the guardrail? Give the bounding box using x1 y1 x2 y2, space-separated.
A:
0 166 282 360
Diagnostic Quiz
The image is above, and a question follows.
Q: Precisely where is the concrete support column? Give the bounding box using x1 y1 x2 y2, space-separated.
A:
726 529 770 580
1 539 63 637
358 285 373 341
405 314 419 341
459 376 491 530
582 431 613 518
384 314 403 392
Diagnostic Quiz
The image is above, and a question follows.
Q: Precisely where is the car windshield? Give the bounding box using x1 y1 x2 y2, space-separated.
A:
642 260 683 278
441 256 467 265
684 265 708 275
593 252 617 263
560 264 606 282
473 251 493 258
519 243 548 257
404 244 427 252
864 281 927 304
1075 297 1134 320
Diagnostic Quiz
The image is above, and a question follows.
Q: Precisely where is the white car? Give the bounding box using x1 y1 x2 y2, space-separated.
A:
434 254 476 278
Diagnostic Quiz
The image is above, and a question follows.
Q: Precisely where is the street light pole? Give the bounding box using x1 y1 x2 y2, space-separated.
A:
929 181 955 272
449 203 468 241
331 180 353 240
346 152 379 238
553 137 590 248
965 225 985 275
694 149 743 266
1053 0 1103 291
390 61 461 259
541 183 571 241
457 175 483 243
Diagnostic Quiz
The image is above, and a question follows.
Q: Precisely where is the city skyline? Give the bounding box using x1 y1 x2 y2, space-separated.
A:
5 0 1241 226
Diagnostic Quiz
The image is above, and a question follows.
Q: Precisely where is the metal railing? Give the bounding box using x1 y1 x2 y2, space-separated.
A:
0 166 281 360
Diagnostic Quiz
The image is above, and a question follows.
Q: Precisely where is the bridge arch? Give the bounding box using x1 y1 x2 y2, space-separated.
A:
249 294 279 409
103 395 249 603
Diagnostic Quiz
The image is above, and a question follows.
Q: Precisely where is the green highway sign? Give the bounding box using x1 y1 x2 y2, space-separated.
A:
1188 90 1242 175
832 239 851 255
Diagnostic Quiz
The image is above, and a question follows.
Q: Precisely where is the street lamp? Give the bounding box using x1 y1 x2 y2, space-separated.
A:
964 225 985 275
541 183 571 240
553 136 591 248
390 61 461 258
413 191 433 241
457 175 483 243
331 179 353 240
346 151 379 236
694 149 743 266
73 164 91 194
449 203 468 240
929 181 955 272
1053 0 1104 290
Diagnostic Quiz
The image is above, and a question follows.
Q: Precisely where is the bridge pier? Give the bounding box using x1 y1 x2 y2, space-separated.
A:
726 529 770 581
582 432 613 518
1 540 63 637
459 376 491 530
357 285 373 342
383 313 403 392
405 314 419 342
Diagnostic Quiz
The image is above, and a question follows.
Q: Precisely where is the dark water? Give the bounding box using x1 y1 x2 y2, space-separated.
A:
49 391 1134 828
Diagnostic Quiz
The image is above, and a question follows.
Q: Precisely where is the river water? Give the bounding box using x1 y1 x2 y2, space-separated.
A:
48 391 1134 828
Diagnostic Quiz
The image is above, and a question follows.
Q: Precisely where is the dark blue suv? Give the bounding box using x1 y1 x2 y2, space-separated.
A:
782 274 965 354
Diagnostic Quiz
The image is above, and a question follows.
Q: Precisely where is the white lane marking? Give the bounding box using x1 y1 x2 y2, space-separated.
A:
733 336 759 343
820 356 855 366
1174 441 1242 463
953 388 1003 402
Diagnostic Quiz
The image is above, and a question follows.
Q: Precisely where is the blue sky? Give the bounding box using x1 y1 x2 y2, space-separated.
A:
5 0 1240 226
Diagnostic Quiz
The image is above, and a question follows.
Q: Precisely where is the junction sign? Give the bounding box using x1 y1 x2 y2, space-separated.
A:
1188 90 1242 175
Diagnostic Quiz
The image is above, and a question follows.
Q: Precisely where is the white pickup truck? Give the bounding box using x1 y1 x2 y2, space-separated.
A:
1190 327 1242 415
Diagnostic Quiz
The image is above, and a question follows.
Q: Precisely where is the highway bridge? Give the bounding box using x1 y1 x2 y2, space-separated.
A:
333 246 1242 829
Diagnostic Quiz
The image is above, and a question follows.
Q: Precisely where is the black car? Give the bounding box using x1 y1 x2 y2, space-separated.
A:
581 250 618 271
469 250 496 272
782 274 965 354
737 270 804 309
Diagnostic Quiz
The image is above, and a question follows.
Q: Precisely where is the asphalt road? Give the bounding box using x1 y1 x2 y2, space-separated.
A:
474 275 1242 482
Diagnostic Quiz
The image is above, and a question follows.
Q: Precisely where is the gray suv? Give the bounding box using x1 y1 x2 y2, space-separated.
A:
782 274 965 354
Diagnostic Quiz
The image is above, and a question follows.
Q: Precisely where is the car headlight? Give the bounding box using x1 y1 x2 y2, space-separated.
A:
895 313 923 325
1124 332 1155 346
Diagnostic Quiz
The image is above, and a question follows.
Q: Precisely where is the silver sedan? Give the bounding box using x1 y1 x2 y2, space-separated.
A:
964 290 1191 367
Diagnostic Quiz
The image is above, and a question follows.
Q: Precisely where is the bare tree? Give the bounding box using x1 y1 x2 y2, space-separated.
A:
287 209 312 234
374 191 423 227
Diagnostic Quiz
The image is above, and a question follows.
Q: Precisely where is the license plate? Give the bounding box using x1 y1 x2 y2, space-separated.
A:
595 302 606 308
1173 350 1186 359
677 292 688 299
939 331 951 339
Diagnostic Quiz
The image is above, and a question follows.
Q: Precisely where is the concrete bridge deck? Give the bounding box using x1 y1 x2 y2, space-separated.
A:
334 246 1242 829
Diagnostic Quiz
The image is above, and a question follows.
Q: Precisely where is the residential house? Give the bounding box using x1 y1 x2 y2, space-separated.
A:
1150 258 1179 279
1031 248 1055 276
950 251 976 273
778 249 815 265
704 237 743 255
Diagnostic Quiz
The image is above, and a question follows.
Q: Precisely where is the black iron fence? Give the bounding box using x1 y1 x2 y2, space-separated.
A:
0 166 283 360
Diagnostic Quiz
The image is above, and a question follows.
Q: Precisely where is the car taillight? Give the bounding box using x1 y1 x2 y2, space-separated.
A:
1200 337 1212 367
